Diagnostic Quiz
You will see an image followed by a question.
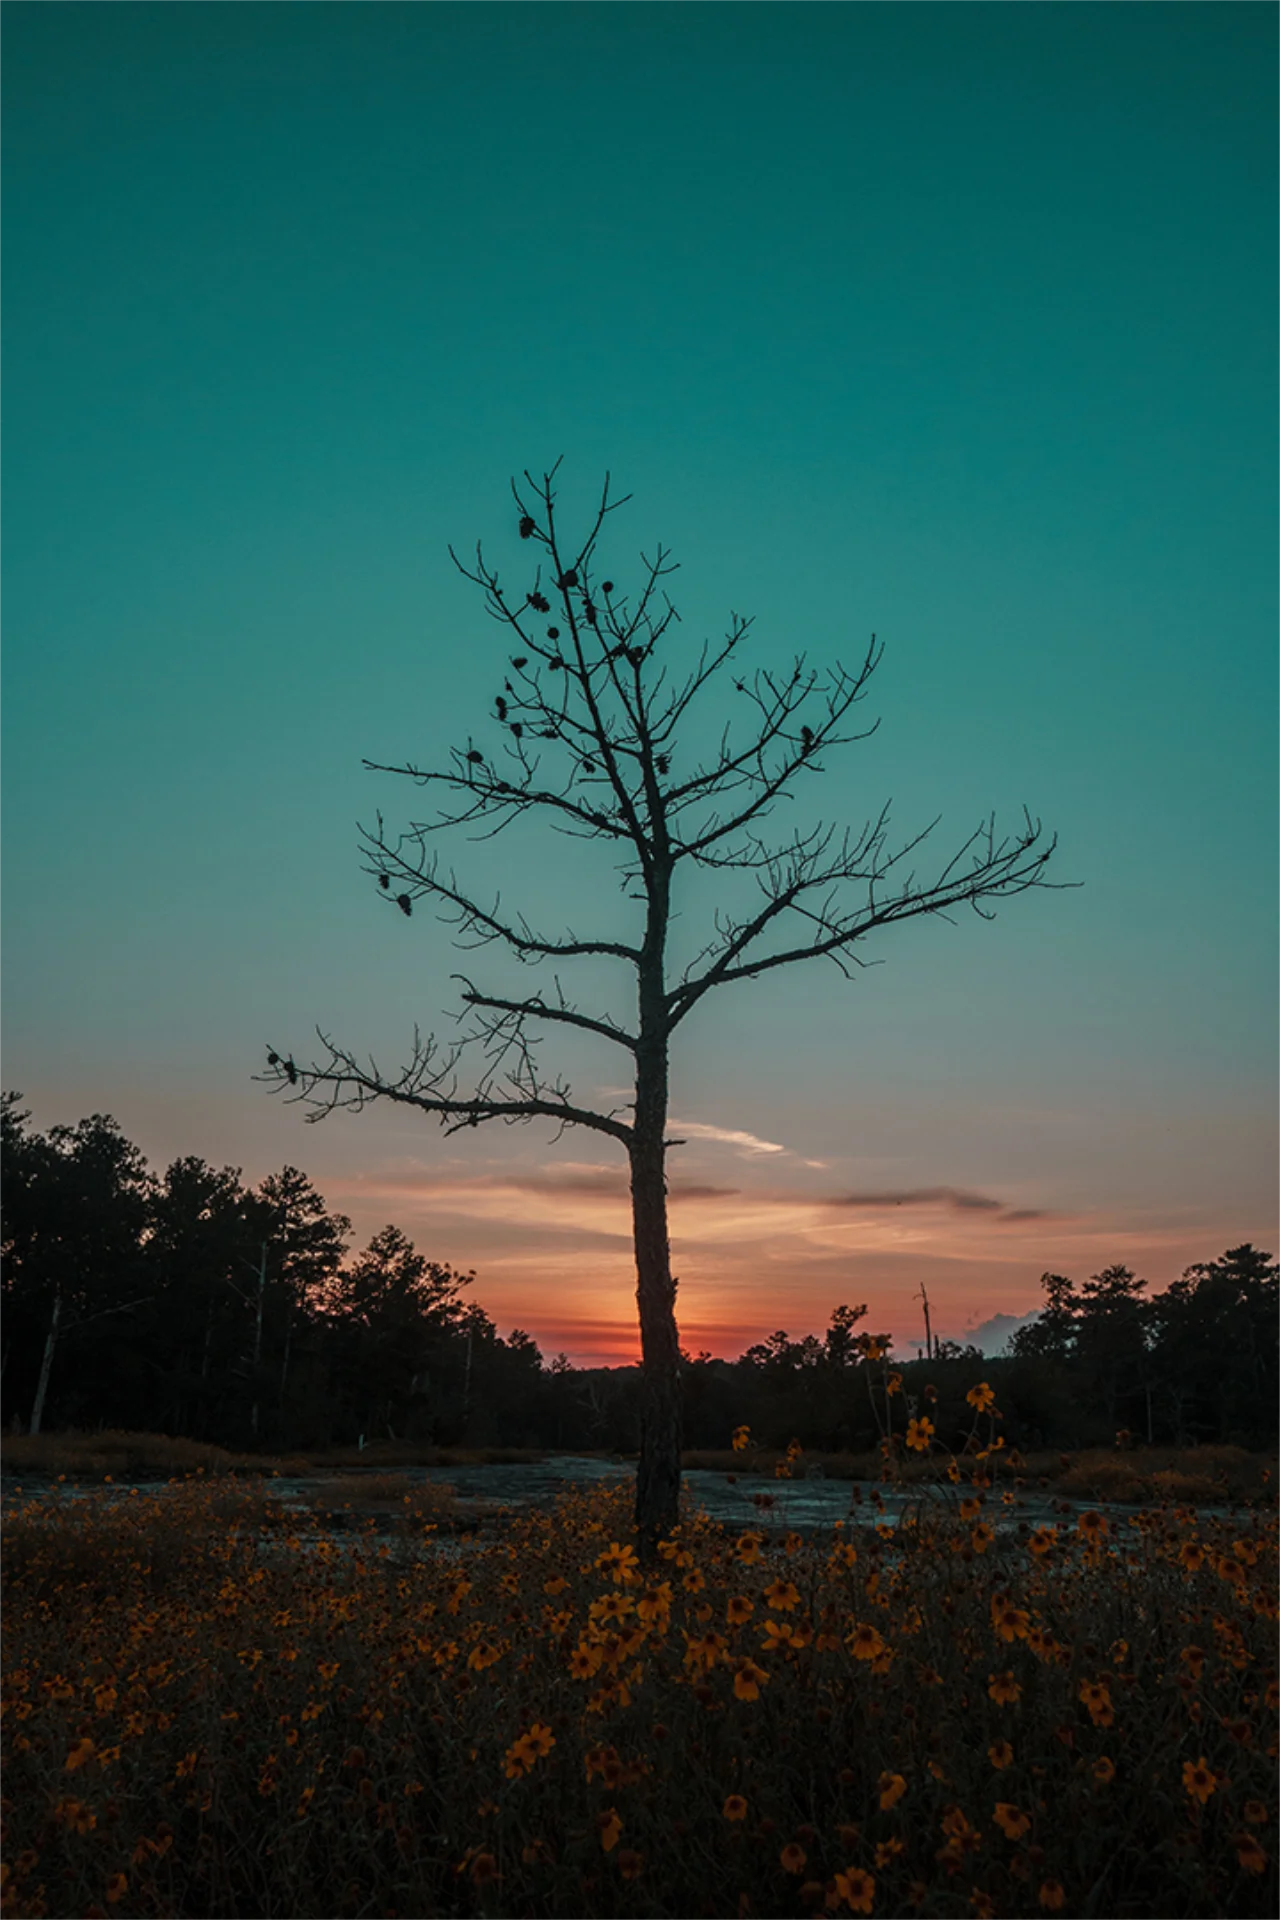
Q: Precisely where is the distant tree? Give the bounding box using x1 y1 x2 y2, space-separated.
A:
1008 1272 1079 1364
321 1224 471 1440
1 1099 153 1432
264 466 1062 1549
145 1155 256 1437
823 1302 870 1368
1150 1244 1278 1445
233 1167 350 1442
1073 1263 1153 1437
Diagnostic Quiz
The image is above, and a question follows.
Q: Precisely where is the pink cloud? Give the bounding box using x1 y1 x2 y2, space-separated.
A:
320 1157 1262 1369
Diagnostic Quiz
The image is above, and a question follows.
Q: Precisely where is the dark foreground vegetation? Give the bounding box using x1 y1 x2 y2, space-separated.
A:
3 1098 1276 1459
2 1396 1276 1920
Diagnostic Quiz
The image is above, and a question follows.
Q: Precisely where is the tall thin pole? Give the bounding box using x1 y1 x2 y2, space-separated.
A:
919 1283 934 1363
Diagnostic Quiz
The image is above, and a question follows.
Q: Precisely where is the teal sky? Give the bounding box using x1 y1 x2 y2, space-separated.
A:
5 3 1275 1364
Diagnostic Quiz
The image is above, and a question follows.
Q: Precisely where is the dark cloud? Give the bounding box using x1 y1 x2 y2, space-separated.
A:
350 1167 737 1204
820 1187 1059 1225
828 1186 1004 1213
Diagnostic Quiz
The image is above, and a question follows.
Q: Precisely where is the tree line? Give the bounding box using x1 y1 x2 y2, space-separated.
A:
2 1094 1273 1456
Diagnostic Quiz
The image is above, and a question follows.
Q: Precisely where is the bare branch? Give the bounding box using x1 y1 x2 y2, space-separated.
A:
258 1029 633 1146
452 978 639 1055
668 810 1059 1026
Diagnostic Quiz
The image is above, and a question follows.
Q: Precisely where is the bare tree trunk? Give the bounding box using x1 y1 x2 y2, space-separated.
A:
30 1287 62 1436
250 1243 267 1440
631 1133 681 1555
279 1308 293 1419
632 886 681 1555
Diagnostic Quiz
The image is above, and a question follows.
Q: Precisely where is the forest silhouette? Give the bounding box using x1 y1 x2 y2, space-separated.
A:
4 1095 1273 1458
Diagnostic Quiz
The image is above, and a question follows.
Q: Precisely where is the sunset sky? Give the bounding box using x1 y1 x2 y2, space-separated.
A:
5 4 1275 1366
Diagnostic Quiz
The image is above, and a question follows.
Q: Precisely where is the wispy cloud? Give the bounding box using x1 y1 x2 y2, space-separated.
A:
669 1119 788 1156
826 1186 1051 1224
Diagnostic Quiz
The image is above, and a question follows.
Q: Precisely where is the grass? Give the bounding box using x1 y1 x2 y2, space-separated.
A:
306 1476 462 1530
684 1444 1275 1506
0 1431 270 1483
0 1431 547 1482
2 1440 1275 1917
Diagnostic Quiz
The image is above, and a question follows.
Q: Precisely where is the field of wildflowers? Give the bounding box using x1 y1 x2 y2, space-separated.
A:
2 1382 1275 1919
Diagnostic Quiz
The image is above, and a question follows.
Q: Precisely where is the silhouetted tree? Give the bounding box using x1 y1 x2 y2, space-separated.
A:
144 1156 257 1437
262 465 1062 1548
1149 1244 1278 1445
1 1098 153 1432
234 1167 350 1442
1008 1272 1079 1364
320 1224 471 1440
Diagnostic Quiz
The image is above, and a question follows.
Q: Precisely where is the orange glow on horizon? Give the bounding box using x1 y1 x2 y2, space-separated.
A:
322 1159 1258 1371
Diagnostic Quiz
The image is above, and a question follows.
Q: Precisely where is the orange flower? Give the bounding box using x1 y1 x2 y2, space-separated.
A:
1179 1645 1205 1680
635 1583 673 1625
732 1425 751 1452
988 1672 1021 1705
1078 1679 1114 1728
848 1622 886 1662
1038 1881 1065 1911
1077 1511 1108 1540
1028 1526 1057 1558
598 1808 623 1853
733 1658 769 1701
65 1737 96 1773
763 1579 801 1612
991 1600 1030 1643
993 1803 1031 1840
780 1843 807 1874
834 1865 876 1914
1235 1833 1268 1874
726 1594 755 1626
595 1542 639 1585
469 1852 498 1885
1179 1542 1206 1573
723 1794 748 1821
53 1799 96 1835
1243 1800 1268 1825
615 1847 643 1880
1092 1756 1116 1784
878 1771 907 1810
761 1618 802 1653
105 1873 128 1906
966 1382 996 1411
905 1417 935 1453
875 1839 904 1867
988 1741 1013 1770
1182 1756 1216 1804
971 1523 995 1554
503 1720 555 1778
735 1533 763 1566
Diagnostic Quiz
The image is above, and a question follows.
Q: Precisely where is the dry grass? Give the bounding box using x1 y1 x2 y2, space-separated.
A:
297 1441 546 1470
0 1429 272 1482
683 1449 899 1480
1049 1446 1272 1506
684 1443 1276 1505
308 1474 459 1525
0 1430 550 1483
